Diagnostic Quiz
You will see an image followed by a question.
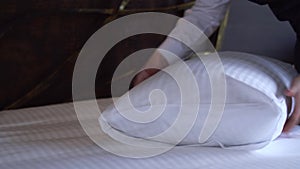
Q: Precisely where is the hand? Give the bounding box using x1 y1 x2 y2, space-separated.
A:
131 68 160 87
283 75 300 132
131 51 169 87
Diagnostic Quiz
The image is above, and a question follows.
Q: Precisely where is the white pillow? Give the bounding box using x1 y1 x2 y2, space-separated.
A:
100 51 297 150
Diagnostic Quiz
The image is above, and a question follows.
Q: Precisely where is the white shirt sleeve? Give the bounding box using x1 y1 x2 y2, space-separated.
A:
158 0 230 64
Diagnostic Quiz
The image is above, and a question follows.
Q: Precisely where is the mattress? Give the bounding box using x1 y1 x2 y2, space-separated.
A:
1 98 300 169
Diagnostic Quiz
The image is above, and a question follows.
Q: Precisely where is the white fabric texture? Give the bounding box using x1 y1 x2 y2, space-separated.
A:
101 51 298 149
2 98 300 169
159 0 230 64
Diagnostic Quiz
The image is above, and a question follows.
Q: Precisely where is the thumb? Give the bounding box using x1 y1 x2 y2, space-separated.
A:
285 82 300 97
285 75 300 97
284 88 296 97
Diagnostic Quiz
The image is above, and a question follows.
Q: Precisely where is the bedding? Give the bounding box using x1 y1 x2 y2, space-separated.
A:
1 98 300 169
101 51 298 149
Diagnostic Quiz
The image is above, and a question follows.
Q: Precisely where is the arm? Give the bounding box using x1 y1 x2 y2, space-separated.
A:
132 0 230 86
159 0 231 64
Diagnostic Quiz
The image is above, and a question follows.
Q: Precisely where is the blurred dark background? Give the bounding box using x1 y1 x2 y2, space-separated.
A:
0 0 204 110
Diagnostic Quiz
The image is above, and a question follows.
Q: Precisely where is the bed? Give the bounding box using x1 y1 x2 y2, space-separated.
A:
1 98 300 169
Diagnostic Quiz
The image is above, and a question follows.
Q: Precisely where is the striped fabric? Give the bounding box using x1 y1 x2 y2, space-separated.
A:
101 51 297 149
1 98 300 169
221 52 298 114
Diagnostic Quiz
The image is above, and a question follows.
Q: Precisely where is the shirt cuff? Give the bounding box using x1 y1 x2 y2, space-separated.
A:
158 37 191 65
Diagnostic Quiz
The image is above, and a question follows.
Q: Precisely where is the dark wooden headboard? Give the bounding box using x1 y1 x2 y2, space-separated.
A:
0 0 219 110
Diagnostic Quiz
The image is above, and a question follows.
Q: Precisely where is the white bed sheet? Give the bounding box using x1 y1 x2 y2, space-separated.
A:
1 98 300 169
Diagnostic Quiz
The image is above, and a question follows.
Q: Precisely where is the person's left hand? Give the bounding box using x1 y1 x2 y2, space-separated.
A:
283 75 300 132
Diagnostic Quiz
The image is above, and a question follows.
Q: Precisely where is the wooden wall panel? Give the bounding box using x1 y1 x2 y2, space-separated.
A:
0 0 195 110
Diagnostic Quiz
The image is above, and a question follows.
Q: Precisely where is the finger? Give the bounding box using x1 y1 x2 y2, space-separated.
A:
283 113 300 132
131 75 144 88
285 84 299 97
131 68 161 88
131 71 150 88
284 89 295 97
285 76 300 96
283 94 300 132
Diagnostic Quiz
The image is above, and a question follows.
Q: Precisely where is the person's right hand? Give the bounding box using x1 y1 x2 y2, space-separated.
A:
131 51 169 87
